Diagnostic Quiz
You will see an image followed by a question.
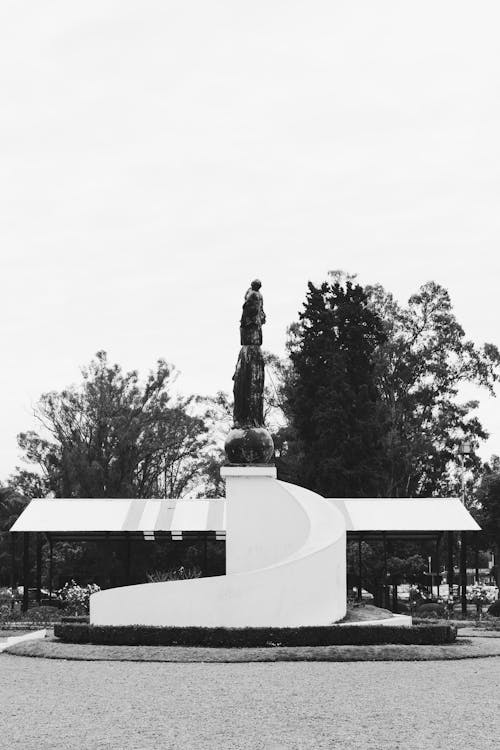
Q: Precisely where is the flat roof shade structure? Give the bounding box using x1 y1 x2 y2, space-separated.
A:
10 498 227 536
10 496 479 537
333 497 480 532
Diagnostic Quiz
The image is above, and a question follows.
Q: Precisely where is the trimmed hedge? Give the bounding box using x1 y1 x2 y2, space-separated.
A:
53 623 457 647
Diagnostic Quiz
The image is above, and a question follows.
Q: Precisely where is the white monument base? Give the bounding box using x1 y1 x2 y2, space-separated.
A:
90 467 347 627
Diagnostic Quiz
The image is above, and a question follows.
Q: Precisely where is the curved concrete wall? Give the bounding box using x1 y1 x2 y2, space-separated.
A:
90 470 347 627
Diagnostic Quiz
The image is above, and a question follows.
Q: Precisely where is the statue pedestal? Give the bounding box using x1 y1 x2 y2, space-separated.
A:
221 465 306 575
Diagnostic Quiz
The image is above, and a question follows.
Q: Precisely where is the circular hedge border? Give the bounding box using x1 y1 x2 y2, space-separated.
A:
54 622 457 648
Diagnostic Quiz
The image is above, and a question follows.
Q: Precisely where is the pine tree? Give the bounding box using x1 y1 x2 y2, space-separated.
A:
284 278 387 497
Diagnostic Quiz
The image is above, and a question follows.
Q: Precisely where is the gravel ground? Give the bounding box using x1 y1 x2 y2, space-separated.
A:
1 653 500 749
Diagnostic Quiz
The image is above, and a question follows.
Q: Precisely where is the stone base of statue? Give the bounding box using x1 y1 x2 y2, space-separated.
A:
224 426 274 465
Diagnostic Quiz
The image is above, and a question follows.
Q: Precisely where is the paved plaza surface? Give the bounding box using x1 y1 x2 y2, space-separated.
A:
1 654 499 749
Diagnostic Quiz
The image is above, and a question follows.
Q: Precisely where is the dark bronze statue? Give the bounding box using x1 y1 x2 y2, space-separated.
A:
240 279 266 345
225 279 274 464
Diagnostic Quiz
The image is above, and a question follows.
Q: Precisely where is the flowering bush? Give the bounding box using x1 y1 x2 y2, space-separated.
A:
0 587 14 602
146 566 202 583
57 580 100 614
467 585 498 604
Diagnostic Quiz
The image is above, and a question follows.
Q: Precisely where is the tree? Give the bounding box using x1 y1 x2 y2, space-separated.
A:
10 351 209 499
282 278 387 497
476 457 500 586
0 486 29 586
367 281 500 497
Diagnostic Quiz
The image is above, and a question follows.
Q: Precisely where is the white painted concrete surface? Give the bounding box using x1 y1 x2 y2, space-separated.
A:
338 615 412 627
90 470 347 627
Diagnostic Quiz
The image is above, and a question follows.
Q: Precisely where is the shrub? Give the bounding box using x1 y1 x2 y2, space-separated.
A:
487 600 500 617
0 587 14 603
10 605 62 623
414 602 446 618
54 623 457 647
146 567 202 583
57 580 100 615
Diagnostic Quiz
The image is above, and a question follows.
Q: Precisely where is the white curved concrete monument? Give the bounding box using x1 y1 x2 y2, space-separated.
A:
90 466 347 626
90 278 347 626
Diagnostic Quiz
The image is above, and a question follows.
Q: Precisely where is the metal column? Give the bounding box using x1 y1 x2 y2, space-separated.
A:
447 530 454 597
36 533 42 605
22 532 30 612
460 531 468 615
48 538 54 600
357 536 362 601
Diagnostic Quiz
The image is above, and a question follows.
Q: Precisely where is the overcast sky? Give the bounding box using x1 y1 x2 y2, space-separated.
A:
1 1 499 479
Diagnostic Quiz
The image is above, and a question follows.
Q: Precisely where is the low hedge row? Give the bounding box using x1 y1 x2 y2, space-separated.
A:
54 623 457 647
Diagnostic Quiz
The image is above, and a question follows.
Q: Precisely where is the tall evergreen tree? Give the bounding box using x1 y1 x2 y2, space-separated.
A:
283 278 387 497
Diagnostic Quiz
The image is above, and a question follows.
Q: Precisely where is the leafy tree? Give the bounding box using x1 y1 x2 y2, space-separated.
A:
10 351 209 499
0 486 29 586
282 278 387 497
476 456 500 585
367 281 500 497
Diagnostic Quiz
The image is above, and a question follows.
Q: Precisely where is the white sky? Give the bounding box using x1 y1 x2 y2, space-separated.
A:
1 1 499 478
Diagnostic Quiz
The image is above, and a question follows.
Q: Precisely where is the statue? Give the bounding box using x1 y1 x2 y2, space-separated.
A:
240 279 266 345
224 279 274 465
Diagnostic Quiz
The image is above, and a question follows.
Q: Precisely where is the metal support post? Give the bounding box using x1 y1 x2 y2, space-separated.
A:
22 532 30 612
460 531 467 615
36 533 42 605
10 534 16 593
125 537 132 585
435 533 442 599
382 533 388 609
475 532 479 584
357 536 362 601
48 538 54 600
447 531 454 596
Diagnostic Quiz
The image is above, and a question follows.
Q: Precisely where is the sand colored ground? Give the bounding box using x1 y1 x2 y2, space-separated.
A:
1 650 499 750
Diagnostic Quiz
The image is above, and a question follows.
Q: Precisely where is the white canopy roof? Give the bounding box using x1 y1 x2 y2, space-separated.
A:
10 496 479 534
333 497 480 532
10 498 226 534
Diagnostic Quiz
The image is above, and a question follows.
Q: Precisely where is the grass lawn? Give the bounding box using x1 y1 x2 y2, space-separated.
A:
5 632 500 662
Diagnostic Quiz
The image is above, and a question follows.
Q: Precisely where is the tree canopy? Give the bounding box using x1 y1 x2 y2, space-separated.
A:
282 278 387 497
10 351 209 499
367 281 500 497
278 276 500 505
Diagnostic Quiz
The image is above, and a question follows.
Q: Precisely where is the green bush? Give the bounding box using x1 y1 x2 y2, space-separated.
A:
7 605 62 623
54 623 457 647
414 602 446 618
487 600 500 617
146 566 202 583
